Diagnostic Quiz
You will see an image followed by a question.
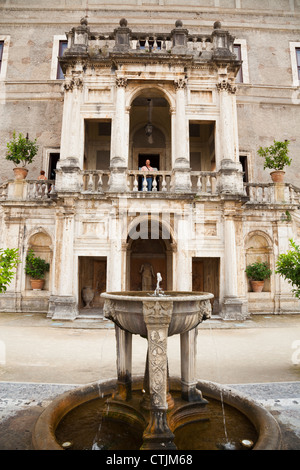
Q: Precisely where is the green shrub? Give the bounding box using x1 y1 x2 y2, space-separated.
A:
245 261 272 281
0 248 20 293
276 239 300 299
25 249 50 280
258 140 291 171
6 131 38 167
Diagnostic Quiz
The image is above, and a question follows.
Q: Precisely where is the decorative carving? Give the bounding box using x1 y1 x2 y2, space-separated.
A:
143 300 173 409
216 80 237 94
143 300 173 326
174 78 187 90
198 299 212 322
103 299 116 321
115 77 128 88
63 77 83 92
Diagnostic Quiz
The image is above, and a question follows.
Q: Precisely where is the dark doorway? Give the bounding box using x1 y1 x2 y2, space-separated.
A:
48 153 60 180
192 257 220 314
138 154 160 170
78 256 107 311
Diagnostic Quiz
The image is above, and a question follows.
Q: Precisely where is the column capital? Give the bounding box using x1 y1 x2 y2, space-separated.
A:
174 78 187 90
116 77 128 88
216 79 236 94
63 77 83 92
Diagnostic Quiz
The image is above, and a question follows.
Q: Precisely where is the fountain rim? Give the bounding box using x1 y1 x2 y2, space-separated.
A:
101 291 214 302
31 377 281 451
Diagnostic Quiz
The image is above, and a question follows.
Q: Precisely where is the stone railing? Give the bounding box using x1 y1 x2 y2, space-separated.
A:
127 170 173 192
245 183 300 205
80 170 110 193
60 18 237 67
27 180 55 199
191 171 218 195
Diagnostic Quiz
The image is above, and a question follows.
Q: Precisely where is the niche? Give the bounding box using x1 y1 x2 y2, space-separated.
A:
26 231 52 290
245 232 272 292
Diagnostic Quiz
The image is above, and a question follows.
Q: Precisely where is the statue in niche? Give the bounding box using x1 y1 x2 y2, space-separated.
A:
139 263 155 291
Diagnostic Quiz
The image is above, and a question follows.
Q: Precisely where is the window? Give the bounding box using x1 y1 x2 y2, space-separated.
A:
234 39 250 84
0 36 10 80
296 48 300 80
57 40 67 79
51 35 67 80
234 44 243 83
0 41 3 73
289 42 300 86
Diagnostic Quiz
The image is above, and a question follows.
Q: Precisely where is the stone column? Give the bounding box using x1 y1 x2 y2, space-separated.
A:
109 77 128 192
141 300 176 450
216 78 239 164
172 78 191 193
48 202 77 320
222 201 247 320
56 76 84 192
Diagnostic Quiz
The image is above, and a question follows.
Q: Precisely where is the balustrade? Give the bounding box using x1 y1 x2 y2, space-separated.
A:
191 172 218 195
127 170 172 192
81 171 110 193
27 180 55 199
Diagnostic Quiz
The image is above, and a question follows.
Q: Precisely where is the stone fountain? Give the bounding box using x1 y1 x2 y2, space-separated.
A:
32 274 282 450
101 274 213 449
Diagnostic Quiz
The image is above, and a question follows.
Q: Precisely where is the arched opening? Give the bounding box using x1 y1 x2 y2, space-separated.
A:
129 88 171 172
126 216 173 292
26 231 52 291
245 231 273 292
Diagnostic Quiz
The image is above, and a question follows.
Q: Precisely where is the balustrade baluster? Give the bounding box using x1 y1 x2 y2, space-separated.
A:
152 175 157 191
133 174 138 192
97 173 103 192
197 175 202 193
206 175 212 193
87 173 93 192
142 175 148 192
162 175 167 192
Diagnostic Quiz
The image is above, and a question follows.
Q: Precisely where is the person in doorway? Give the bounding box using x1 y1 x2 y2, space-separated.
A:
38 170 47 180
141 159 154 191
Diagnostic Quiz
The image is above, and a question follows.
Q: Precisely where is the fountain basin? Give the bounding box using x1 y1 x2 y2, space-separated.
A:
101 291 214 337
32 377 282 450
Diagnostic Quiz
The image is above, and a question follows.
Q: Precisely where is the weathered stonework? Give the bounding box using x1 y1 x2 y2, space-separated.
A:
0 1 300 320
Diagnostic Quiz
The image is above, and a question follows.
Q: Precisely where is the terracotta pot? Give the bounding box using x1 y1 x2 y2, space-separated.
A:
30 279 45 290
250 280 265 293
270 170 285 183
13 167 28 180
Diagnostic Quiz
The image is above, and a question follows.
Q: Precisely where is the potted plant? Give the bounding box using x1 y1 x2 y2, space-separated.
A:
25 249 50 290
5 131 39 180
245 261 272 292
258 140 291 183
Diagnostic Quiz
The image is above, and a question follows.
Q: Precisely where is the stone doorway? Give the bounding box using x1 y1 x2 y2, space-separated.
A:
192 257 220 314
78 256 107 311
126 219 173 292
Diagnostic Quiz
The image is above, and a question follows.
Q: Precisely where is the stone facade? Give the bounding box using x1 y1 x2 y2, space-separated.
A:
0 1 300 320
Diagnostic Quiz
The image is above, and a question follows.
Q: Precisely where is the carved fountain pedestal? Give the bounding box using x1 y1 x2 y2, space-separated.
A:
102 290 213 450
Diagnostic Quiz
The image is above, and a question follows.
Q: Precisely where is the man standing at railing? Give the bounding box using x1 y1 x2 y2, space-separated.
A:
141 159 154 191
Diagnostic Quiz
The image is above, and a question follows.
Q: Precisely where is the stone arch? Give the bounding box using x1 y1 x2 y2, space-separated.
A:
128 85 172 171
126 214 175 291
245 230 273 292
25 229 53 290
127 84 175 110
